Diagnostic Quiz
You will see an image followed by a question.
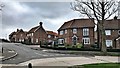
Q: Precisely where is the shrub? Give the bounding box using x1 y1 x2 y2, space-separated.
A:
76 43 83 48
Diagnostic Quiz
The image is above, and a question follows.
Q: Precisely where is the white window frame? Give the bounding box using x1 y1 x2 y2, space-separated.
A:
65 30 67 34
60 30 64 35
31 38 33 43
106 40 112 47
83 38 90 44
73 29 77 34
31 33 33 36
105 30 111 35
83 28 89 36
58 39 64 44
118 30 120 35
21 34 23 36
36 39 38 43
48 35 51 38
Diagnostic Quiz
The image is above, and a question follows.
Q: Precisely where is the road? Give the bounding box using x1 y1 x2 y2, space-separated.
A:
2 43 83 64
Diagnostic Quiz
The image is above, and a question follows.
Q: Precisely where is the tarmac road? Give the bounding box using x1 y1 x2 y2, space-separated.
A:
2 43 83 64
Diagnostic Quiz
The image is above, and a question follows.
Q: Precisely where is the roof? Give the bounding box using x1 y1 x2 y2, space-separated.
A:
58 18 95 31
9 32 16 36
103 19 120 29
28 26 39 33
46 31 58 36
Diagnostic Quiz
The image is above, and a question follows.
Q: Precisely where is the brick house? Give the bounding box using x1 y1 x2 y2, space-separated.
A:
57 18 95 48
101 17 120 49
9 29 27 43
46 31 58 44
26 22 47 44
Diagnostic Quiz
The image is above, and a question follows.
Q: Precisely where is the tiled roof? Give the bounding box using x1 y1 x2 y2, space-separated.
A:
58 18 95 30
103 19 120 29
46 31 58 36
28 26 39 33
9 32 16 36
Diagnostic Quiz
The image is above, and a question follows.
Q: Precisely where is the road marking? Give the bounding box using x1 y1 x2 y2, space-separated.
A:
35 52 43 56
43 55 48 56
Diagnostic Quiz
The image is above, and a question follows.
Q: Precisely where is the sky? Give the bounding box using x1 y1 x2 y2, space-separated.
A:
0 0 119 40
0 1 83 39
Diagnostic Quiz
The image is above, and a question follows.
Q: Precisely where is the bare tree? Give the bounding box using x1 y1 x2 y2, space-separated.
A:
71 0 118 54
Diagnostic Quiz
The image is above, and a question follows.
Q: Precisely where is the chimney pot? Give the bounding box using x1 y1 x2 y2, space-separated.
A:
39 22 43 26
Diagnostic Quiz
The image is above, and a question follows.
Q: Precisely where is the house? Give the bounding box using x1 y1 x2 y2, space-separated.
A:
46 31 58 44
9 29 27 43
26 22 47 44
9 31 16 42
102 17 120 49
57 18 95 48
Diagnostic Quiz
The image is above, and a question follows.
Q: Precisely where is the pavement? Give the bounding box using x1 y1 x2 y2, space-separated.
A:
18 56 120 66
1 48 18 61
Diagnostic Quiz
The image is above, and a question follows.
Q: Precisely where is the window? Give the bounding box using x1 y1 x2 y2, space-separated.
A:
48 35 51 38
83 28 89 36
58 39 64 44
22 39 24 42
36 39 38 43
21 34 23 36
65 38 67 43
83 38 90 44
105 30 111 35
106 40 112 47
118 30 120 35
73 29 77 34
60 30 64 35
31 38 33 43
31 33 33 36
65 30 67 34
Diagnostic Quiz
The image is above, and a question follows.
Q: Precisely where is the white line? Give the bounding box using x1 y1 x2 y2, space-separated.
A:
35 52 43 56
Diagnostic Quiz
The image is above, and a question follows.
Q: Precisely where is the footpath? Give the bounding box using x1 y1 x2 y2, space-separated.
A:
0 47 18 68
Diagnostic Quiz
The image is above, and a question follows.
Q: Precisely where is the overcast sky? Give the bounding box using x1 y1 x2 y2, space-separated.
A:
0 1 83 39
0 0 119 39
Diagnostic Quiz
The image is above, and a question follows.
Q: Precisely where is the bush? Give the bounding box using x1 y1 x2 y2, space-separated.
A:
75 43 83 48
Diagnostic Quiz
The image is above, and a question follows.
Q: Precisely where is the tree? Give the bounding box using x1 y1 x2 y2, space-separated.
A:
71 0 118 54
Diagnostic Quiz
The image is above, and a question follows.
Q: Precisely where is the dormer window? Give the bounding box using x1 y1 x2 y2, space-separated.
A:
73 29 77 34
105 30 111 35
118 30 120 35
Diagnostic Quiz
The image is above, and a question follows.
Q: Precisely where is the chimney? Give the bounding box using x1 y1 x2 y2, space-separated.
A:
39 22 43 27
17 29 19 32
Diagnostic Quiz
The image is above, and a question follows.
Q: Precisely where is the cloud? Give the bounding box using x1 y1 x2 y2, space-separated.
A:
1 2 80 39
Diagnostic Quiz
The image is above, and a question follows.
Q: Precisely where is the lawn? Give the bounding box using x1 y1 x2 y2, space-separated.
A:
70 63 120 68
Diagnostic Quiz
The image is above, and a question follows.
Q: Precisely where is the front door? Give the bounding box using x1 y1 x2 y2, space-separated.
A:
72 35 77 45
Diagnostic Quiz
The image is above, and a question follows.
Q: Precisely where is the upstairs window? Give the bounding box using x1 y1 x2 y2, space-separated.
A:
83 28 89 36
48 35 51 38
73 29 77 34
60 30 64 35
21 34 23 36
31 33 33 36
65 30 67 34
105 30 111 35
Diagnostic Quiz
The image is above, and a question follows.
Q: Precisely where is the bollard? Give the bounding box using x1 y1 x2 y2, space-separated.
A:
28 63 32 68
